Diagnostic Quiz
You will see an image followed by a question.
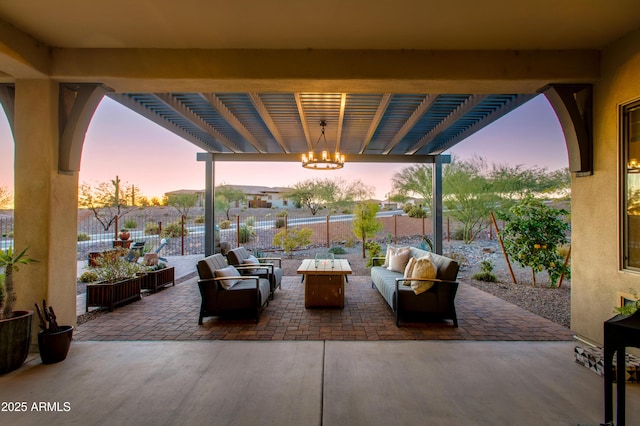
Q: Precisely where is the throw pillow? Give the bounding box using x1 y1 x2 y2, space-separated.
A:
242 255 260 273
215 265 241 290
387 246 411 273
410 255 438 295
403 257 416 285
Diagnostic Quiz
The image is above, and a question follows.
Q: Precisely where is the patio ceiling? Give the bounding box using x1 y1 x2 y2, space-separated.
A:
108 91 536 160
1 1 638 161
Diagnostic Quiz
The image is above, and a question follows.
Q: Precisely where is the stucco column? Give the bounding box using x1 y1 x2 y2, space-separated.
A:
13 79 78 338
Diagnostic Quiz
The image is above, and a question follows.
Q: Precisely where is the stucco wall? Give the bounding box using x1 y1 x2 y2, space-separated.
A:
572 28 640 345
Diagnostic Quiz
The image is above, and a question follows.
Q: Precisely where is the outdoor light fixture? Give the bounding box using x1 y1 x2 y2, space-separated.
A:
628 159 640 173
301 120 345 170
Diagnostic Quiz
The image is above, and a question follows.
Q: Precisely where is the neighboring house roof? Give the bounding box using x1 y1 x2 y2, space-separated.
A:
164 185 290 197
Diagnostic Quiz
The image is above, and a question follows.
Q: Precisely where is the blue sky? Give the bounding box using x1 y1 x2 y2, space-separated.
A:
0 94 567 201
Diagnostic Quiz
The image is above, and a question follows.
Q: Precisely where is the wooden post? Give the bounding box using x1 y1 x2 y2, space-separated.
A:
394 215 397 245
326 215 330 248
557 245 571 288
181 215 185 256
114 215 119 240
490 212 517 285
447 217 450 242
236 215 241 248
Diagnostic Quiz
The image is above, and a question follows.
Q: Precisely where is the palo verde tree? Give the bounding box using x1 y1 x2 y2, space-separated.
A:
352 202 384 258
78 176 137 231
214 185 245 220
166 192 198 218
287 177 374 215
496 196 570 286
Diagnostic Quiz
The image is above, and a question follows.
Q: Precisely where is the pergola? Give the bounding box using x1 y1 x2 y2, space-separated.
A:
0 1 637 339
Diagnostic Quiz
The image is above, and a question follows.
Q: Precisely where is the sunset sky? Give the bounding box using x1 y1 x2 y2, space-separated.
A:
0 94 567 201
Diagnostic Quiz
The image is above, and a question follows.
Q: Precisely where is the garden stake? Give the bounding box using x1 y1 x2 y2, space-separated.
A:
490 212 517 285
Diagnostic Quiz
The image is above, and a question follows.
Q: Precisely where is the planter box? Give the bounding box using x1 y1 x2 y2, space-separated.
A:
86 276 142 311
140 267 175 293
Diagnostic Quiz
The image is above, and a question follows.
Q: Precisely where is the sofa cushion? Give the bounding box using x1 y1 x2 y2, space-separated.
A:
215 265 241 289
403 257 417 284
410 255 437 295
387 246 411 273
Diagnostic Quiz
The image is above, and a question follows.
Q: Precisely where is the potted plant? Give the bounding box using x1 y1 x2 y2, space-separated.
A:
0 247 37 374
34 300 73 364
139 261 175 293
86 249 144 311
118 229 130 241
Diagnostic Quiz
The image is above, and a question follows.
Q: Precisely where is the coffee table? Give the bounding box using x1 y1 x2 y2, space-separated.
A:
297 258 352 308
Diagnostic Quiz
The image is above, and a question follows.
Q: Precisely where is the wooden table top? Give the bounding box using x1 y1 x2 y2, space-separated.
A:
297 258 352 275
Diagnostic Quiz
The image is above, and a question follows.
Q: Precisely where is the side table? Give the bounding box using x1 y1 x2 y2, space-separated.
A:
603 309 640 426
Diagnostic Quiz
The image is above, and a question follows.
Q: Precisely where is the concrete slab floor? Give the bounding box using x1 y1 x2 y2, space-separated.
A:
1 340 638 425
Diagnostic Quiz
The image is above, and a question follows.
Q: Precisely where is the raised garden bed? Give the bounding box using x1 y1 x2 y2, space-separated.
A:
140 267 175 293
86 276 142 311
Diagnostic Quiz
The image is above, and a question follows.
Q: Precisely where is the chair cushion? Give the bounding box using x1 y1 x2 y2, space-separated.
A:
215 265 241 290
242 255 260 273
410 255 437 294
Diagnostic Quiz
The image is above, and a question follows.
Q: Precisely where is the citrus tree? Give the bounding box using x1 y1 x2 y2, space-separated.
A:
496 196 570 286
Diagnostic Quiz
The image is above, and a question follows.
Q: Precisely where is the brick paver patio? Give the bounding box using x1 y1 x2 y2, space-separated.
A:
74 275 573 341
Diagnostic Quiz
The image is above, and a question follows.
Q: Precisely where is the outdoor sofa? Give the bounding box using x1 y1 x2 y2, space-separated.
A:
226 247 283 298
371 246 460 327
196 253 270 324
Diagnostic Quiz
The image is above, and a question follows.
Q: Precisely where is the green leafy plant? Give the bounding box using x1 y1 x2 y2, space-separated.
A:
272 227 312 255
472 260 498 282
365 240 382 267
219 220 232 229
615 289 640 316
0 247 37 319
93 249 143 283
194 215 205 224
78 271 99 283
77 232 91 242
497 196 570 286
407 205 427 218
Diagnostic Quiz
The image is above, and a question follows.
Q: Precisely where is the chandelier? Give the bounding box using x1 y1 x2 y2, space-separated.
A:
301 120 345 170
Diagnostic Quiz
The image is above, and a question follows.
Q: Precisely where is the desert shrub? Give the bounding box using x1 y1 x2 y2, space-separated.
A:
407 205 427 218
472 260 498 282
452 227 466 241
144 222 161 235
328 246 347 255
160 221 189 238
272 227 312 255
219 220 232 229
123 218 137 229
78 271 99 283
403 204 413 213
239 225 254 243
344 237 356 248
194 215 205 224
365 240 382 267
77 232 90 242
245 216 256 227
275 210 288 228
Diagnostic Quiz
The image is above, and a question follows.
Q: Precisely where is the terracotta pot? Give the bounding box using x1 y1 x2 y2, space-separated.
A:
119 231 130 241
0 311 33 375
38 325 73 365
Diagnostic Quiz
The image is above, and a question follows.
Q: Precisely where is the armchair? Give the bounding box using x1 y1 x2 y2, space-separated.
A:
226 247 283 298
196 254 270 324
